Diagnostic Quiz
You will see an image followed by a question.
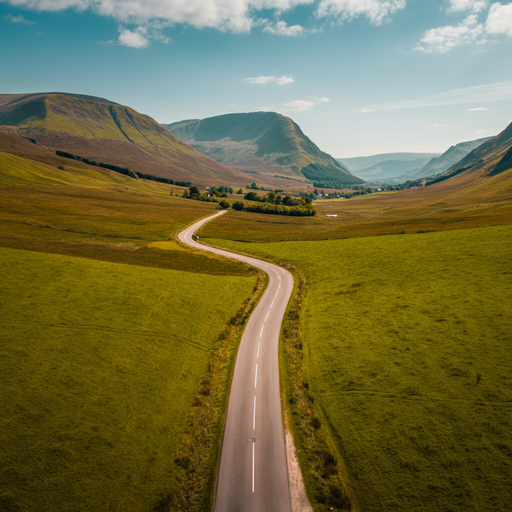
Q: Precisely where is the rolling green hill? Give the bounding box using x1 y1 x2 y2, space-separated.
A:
164 112 362 185
0 93 256 187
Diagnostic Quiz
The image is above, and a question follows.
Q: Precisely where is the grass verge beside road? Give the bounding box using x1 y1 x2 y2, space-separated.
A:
207 225 512 512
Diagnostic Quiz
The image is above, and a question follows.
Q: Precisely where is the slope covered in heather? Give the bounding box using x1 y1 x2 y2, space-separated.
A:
0 93 257 187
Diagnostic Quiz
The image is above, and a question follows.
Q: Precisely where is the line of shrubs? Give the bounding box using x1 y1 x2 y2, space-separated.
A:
55 150 192 187
244 190 313 207
236 201 316 216
184 186 316 216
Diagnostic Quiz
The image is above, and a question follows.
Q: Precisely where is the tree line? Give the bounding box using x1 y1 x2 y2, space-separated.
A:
55 150 192 187
184 186 316 216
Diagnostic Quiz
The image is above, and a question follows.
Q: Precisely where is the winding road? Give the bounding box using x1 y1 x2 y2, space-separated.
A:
179 210 294 512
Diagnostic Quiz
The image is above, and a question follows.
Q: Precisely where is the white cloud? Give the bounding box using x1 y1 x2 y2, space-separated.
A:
467 107 488 110
244 76 276 85
416 1 512 53
0 0 314 34
415 15 484 53
316 0 406 25
3 0 408 38
243 75 294 85
284 97 330 111
276 75 295 84
118 27 149 48
285 100 316 111
486 2 512 36
263 20 304 36
359 81 512 111
448 0 488 13
2 13 36 24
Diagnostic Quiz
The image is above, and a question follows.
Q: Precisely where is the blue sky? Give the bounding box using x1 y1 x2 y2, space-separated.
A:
1 0 511 157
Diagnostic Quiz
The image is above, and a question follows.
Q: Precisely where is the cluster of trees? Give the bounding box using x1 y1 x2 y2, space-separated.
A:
55 150 191 187
315 188 374 198
244 190 312 206
210 185 234 195
184 186 315 216
239 201 316 216
247 182 283 193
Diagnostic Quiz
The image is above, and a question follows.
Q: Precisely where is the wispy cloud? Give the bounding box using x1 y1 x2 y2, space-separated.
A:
447 0 488 13
284 97 329 111
262 20 304 36
467 107 488 110
316 0 406 25
3 13 35 25
243 75 294 85
359 82 512 112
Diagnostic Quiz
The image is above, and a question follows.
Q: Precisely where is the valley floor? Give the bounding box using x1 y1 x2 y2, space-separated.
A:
208 225 512 512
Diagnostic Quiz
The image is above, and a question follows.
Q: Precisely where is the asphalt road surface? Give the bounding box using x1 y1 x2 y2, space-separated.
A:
179 210 294 512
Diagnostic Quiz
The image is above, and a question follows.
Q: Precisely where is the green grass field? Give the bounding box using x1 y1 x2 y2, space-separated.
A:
208 225 512 512
0 247 256 512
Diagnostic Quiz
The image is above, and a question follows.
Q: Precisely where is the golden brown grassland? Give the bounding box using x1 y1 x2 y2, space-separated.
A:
200 168 512 242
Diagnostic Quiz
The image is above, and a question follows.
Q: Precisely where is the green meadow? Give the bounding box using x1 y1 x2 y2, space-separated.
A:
0 152 252 276
207 225 512 512
0 247 256 511
0 155 260 511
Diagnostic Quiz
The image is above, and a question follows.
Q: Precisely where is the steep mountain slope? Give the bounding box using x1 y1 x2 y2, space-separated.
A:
337 152 439 175
164 112 362 185
446 123 512 176
423 122 512 188
0 93 263 187
396 137 491 182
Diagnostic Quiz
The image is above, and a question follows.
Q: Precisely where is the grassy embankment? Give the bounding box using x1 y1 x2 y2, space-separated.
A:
0 153 261 511
207 225 512 512
201 167 512 242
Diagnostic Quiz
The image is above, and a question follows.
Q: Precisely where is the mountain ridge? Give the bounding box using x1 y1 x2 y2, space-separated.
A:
164 112 363 185
0 93 274 187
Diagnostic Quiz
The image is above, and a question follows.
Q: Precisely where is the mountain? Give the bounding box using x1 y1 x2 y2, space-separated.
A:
349 157 438 181
0 92 266 187
394 137 492 182
446 123 512 176
337 152 440 176
425 122 512 187
164 112 362 185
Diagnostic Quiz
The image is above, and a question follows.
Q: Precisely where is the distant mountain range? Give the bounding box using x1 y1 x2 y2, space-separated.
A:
0 92 259 187
339 137 493 184
164 112 362 185
338 153 440 181
436 123 512 181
